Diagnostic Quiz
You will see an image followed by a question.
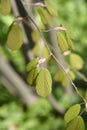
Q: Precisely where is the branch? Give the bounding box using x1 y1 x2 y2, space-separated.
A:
72 68 87 82
0 56 37 105
48 94 65 114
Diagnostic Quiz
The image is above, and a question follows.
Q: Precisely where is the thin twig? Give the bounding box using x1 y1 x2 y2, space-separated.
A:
21 0 86 106
41 26 66 32
23 13 86 104
22 2 45 7
52 54 86 103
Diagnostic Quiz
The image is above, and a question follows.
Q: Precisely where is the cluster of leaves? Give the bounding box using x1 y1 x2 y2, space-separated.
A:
0 0 87 130
56 0 87 53
26 58 52 97
64 104 85 130
0 0 76 97
54 52 84 87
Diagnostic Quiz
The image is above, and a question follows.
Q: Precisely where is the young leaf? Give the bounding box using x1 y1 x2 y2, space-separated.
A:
57 31 69 53
0 0 11 15
54 70 64 82
65 30 75 50
27 68 38 86
54 70 68 87
69 53 84 70
44 0 58 17
42 46 49 58
26 58 39 72
32 43 49 58
37 6 52 26
36 68 52 97
69 70 75 80
61 76 68 87
67 116 85 130
64 104 81 124
31 30 40 43
7 23 23 50
32 43 40 56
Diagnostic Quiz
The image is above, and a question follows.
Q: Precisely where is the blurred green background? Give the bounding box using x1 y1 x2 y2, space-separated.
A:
0 0 87 129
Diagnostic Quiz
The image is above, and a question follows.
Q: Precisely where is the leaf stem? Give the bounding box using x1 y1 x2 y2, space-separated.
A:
41 26 66 32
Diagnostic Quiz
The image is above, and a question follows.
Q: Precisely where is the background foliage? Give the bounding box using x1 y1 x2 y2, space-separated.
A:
0 0 87 129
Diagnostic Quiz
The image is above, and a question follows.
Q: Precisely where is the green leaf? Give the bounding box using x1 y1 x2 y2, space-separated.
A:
67 116 85 130
37 6 52 26
61 76 68 87
54 70 68 87
64 104 81 124
26 58 39 72
69 70 76 80
27 68 38 86
65 30 75 50
57 31 69 53
7 23 23 50
44 0 58 17
0 0 11 15
31 30 40 43
32 43 40 56
54 70 64 82
32 43 49 58
42 46 49 58
36 68 52 97
69 53 84 70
